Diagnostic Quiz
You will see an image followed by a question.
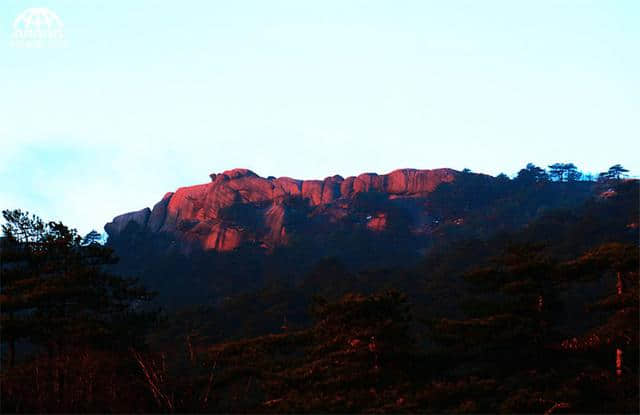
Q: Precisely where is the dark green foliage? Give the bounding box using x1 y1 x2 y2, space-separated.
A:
548 162 581 182
0 349 156 413
122 178 635 413
1 177 638 413
516 162 549 184
598 164 630 182
427 243 562 380
1 210 158 412
1 210 156 354
418 180 639 413
82 229 103 245
198 290 418 413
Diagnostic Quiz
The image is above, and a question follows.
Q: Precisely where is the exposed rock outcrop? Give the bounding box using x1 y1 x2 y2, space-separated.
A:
105 168 458 252
105 208 151 236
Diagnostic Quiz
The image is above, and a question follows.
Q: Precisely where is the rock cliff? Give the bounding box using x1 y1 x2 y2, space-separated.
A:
105 168 458 252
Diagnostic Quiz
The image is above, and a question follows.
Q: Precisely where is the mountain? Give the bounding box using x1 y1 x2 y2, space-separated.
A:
4 171 638 413
104 178 637 413
105 167 459 253
105 167 595 305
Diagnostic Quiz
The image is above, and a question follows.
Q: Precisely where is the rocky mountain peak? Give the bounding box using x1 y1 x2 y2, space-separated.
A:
105 168 459 252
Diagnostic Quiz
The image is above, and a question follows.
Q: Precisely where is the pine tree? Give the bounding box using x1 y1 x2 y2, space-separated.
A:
1 209 156 362
82 229 103 245
516 163 549 184
565 163 581 181
561 243 638 367
599 164 630 182
429 243 562 376
548 163 581 182
559 243 639 412
548 163 566 182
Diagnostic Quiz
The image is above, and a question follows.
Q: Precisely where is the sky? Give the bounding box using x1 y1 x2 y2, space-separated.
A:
1 0 639 235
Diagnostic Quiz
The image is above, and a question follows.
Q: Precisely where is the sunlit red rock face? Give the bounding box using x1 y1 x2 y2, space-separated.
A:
366 213 388 232
105 168 458 252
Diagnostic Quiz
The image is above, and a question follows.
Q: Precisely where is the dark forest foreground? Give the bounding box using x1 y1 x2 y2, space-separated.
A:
1 172 638 413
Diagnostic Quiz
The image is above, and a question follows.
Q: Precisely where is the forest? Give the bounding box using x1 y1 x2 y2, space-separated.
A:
1 164 638 413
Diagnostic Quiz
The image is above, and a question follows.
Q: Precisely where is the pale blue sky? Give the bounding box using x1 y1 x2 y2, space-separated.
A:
1 0 639 234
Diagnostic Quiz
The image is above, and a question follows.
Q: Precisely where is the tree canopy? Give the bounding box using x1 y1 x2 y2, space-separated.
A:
548 162 581 182
516 163 549 183
1 209 156 362
599 164 630 182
